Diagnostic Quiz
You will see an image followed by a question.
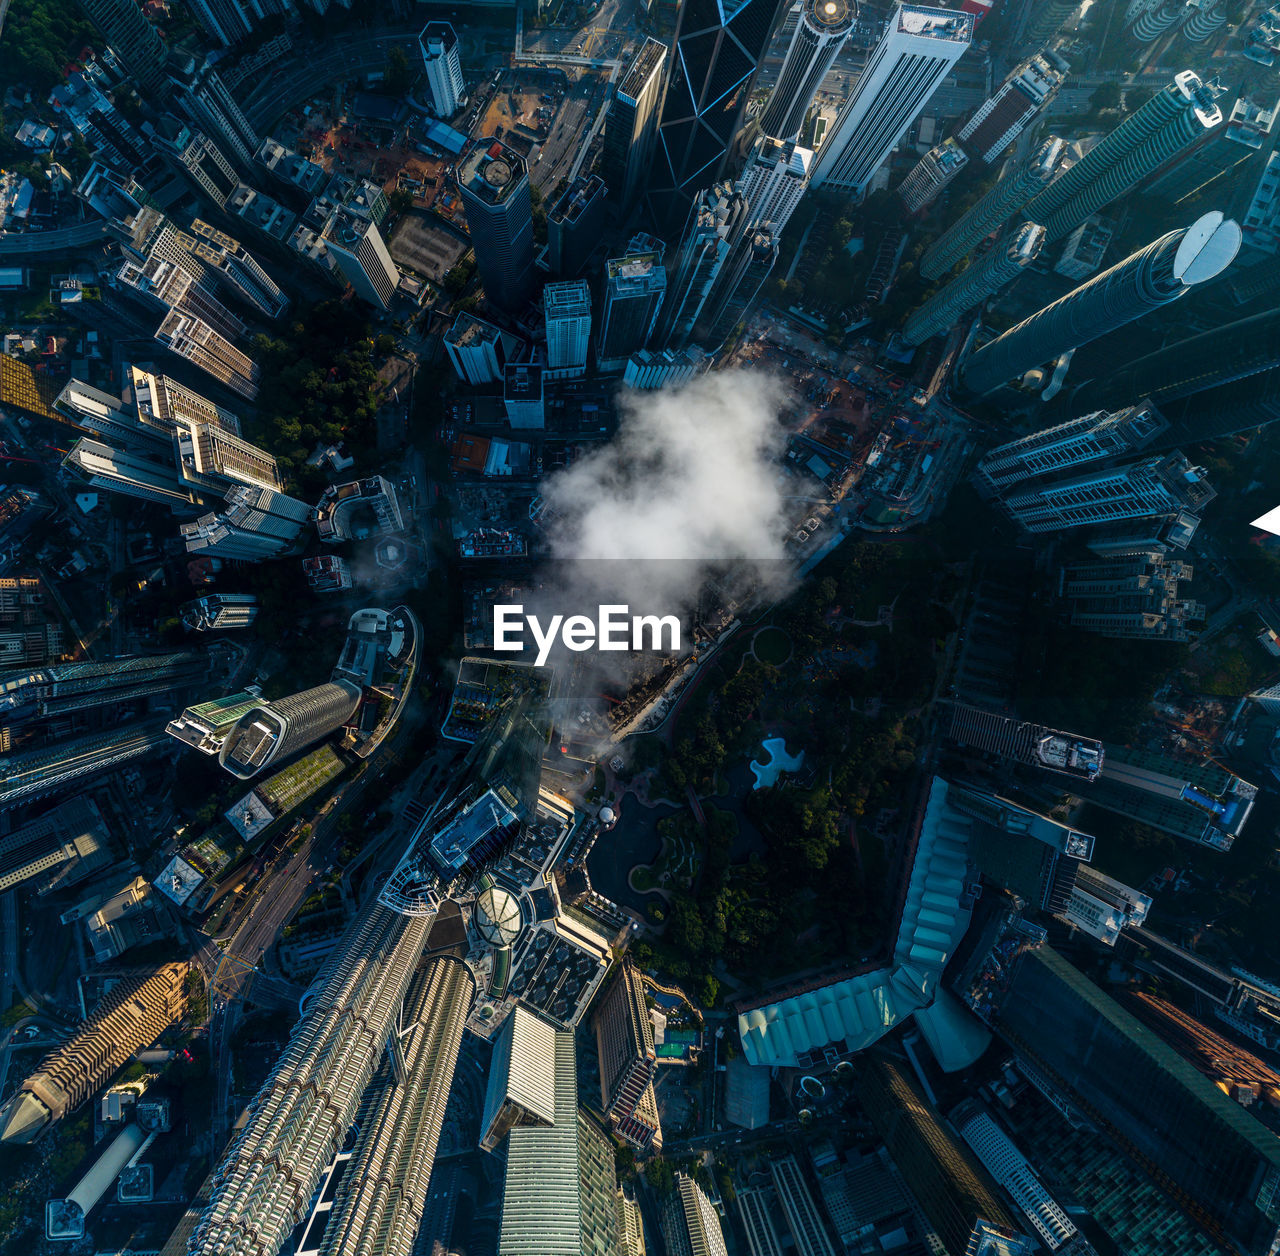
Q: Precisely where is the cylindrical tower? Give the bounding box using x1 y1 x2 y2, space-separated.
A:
1128 0 1185 40
1182 0 1226 40
218 679 362 778
904 222 1044 345
760 0 857 141
960 211 1241 396
920 136 1064 280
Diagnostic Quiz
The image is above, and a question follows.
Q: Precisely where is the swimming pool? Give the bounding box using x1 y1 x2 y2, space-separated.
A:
750 737 805 789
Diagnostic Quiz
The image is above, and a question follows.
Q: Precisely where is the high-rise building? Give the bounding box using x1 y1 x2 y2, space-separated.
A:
315 955 474 1256
1126 0 1186 41
653 182 748 348
456 138 535 313
78 0 170 95
163 127 240 209
420 22 465 118
623 346 709 389
1181 0 1227 40
593 960 657 1139
179 593 259 632
180 484 311 559
322 209 399 309
504 364 545 429
995 945 1280 1256
1025 71 1227 243
903 221 1043 345
1060 552 1202 641
169 55 259 167
701 222 777 343
1024 0 1077 47
960 211 1242 397
154 308 261 401
445 312 523 385
186 0 251 46
479 1005 558 1153
857 1055 1033 1256
598 250 666 370
0 798 112 894
1053 214 1114 279
1146 94 1278 203
920 136 1065 280
63 438 197 508
997 450 1216 534
770 1155 837 1256
188 219 289 320
313 476 404 542
1063 863 1151 946
809 4 972 198
601 38 668 213
0 964 188 1143
760 0 856 142
662 1173 729 1256
544 280 592 379
974 402 1169 494
647 0 789 227
166 691 264 755
897 137 969 213
957 54 1066 164
739 135 813 233
548 175 608 278
218 681 362 778
0 652 209 723
115 253 246 341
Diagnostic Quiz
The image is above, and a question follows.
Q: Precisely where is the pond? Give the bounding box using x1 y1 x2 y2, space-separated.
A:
750 737 805 789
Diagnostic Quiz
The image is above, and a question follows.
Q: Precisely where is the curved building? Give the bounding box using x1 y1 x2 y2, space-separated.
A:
920 136 1064 280
1127 0 1185 41
760 0 857 142
960 211 1241 397
218 680 361 779
904 221 1044 345
474 882 524 947
1182 0 1227 39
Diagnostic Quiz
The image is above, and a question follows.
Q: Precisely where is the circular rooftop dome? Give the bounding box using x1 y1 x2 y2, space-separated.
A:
484 159 513 190
600 806 616 824
806 0 854 32
475 885 522 947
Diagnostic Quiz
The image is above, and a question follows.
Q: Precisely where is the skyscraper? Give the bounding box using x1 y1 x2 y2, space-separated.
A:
739 135 813 233
162 127 240 209
920 136 1065 280
420 22 465 117
598 250 667 370
166 691 264 755
322 209 399 309
1060 552 1202 641
179 592 259 631
593 960 658 1141
897 137 969 213
186 0 251 46
1024 0 1077 47
0 964 188 1143
544 279 592 379
904 221 1043 345
479 1005 558 1152
180 483 311 560
0 652 210 723
702 222 777 343
455 138 535 313
78 0 170 96
218 681 362 778
956 53 1066 165
188 219 289 320
760 0 856 142
647 0 789 227
1126 0 1186 41
808 4 972 198
771 1154 838 1256
601 38 667 213
445 312 523 385
653 182 748 347
547 175 608 278
169 56 260 168
1025 70 1227 243
154 308 261 401
1145 94 1278 203
663 1173 730 1256
959 211 1241 397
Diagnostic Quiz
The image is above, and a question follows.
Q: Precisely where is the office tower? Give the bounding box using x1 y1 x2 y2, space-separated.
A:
1025 71 1227 244
180 484 311 559
191 906 435 1256
1147 94 1278 203
179 593 259 631
598 250 667 370
497 1028 625 1255
960 211 1241 397
420 22 465 117
897 137 968 213
170 56 259 167
64 438 197 507
504 364 545 428
943 705 1104 780
1053 215 1113 279
0 652 209 722
662 1173 729 1256
78 0 170 95
740 135 813 233
166 691 263 754
480 1005 557 1152
1060 552 1202 641
997 450 1214 533
761 0 856 142
0 964 188 1143
1024 0 1077 46
593 960 658 1138
445 312 523 385
0 798 111 894
653 182 748 348
702 222 777 343
904 222 1043 345
920 136 1065 280
809 4 972 197
165 128 240 209
188 219 289 319
544 280 592 379
857 1056 1032 1256
996 946 1280 1256
974 402 1169 494
187 0 251 46
957 54 1066 165
218 680 361 778
455 139 535 313
954 1109 1081 1251
647 0 789 227
623 346 709 389
601 39 668 212
155 309 261 401
548 175 608 278
771 1155 837 1256
1063 864 1151 945
322 209 398 309
316 955 474 1256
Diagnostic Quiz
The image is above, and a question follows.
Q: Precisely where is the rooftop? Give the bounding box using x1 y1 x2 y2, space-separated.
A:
898 4 973 41
458 139 528 206
618 37 666 102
